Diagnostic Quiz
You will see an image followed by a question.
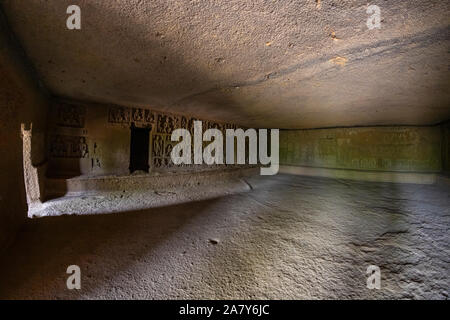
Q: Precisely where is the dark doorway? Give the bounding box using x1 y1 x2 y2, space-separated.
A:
129 124 150 173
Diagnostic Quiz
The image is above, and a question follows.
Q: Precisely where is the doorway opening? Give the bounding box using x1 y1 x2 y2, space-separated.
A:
129 123 150 173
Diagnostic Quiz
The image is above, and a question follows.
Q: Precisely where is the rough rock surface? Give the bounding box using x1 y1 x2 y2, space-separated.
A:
2 0 449 128
0 174 448 299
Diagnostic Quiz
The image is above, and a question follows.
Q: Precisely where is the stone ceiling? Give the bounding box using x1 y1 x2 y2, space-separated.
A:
2 0 449 128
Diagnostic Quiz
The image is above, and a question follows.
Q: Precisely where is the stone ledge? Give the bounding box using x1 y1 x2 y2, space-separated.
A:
30 167 259 218
45 167 259 197
279 165 438 185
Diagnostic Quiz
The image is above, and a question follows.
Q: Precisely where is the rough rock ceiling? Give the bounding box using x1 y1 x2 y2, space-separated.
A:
2 0 449 129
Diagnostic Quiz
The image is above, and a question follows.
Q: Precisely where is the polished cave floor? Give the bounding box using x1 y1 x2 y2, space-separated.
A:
0 174 449 299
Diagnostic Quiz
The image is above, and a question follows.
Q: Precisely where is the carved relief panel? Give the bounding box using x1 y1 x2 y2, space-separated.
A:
56 103 85 128
49 135 89 158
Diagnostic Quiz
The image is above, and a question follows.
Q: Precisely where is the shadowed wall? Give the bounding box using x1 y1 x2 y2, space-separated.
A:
0 12 49 251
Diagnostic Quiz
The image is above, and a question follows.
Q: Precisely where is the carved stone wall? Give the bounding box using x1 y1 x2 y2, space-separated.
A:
47 101 243 177
47 102 90 177
108 105 238 170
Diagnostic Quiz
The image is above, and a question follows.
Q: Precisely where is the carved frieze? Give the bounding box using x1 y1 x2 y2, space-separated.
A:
109 106 158 126
105 105 244 169
108 106 131 123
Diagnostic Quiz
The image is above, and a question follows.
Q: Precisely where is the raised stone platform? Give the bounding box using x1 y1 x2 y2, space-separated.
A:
31 167 259 218
46 167 258 195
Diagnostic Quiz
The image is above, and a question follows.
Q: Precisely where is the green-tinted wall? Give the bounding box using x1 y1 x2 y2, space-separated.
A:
280 127 441 173
442 123 450 174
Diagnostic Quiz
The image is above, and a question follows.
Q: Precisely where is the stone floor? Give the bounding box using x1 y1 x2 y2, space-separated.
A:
0 174 448 299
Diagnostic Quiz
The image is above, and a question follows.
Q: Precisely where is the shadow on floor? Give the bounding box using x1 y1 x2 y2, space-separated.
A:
0 197 221 299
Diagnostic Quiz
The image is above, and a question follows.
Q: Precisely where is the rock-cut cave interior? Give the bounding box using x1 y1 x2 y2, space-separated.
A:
0 0 449 300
